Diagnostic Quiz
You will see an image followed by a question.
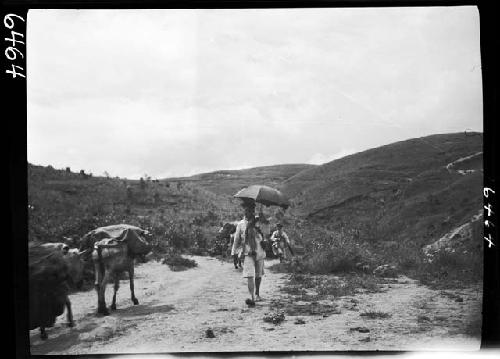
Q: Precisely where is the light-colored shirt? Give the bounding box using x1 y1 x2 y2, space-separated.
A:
271 230 291 245
233 218 266 260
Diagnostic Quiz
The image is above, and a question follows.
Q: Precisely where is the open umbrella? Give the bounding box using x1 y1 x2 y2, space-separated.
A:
234 185 290 209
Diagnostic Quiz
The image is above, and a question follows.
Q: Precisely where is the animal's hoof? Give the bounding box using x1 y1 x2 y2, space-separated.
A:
98 307 110 316
132 298 139 305
110 303 117 311
67 322 75 328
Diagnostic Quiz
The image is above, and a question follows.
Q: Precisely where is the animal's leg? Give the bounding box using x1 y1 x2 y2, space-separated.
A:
110 275 119 311
65 296 75 327
40 326 47 340
94 262 101 293
128 266 139 305
97 271 111 316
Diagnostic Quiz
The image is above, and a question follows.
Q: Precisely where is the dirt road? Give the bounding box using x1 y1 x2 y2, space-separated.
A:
30 256 481 354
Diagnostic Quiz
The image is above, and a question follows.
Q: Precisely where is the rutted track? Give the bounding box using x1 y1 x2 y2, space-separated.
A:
29 256 481 354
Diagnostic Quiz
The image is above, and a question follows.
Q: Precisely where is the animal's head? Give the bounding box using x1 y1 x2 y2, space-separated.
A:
40 242 70 254
64 248 85 289
62 236 78 248
124 229 153 256
77 233 95 258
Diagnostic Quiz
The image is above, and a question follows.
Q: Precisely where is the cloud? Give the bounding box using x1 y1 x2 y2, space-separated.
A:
27 8 482 179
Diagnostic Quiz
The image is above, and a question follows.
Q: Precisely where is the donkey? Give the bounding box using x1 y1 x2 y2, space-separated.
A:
79 225 151 316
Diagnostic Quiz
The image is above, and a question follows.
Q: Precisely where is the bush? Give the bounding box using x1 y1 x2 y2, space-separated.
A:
416 249 482 288
162 253 197 271
360 311 391 319
272 243 373 275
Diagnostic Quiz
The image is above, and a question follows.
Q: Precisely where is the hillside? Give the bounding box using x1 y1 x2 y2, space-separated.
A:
27 163 312 251
27 164 242 249
167 164 315 197
281 132 483 250
27 132 483 287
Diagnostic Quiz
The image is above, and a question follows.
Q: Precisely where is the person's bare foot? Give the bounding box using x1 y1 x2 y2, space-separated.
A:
245 298 256 307
255 295 263 302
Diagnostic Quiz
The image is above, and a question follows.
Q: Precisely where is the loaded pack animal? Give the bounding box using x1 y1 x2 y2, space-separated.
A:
78 224 152 316
215 222 237 256
29 242 85 340
215 221 239 266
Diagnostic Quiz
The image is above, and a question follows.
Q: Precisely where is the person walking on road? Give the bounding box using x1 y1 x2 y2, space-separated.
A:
233 201 266 307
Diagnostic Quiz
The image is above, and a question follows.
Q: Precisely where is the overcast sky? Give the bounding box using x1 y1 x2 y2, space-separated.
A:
27 7 482 179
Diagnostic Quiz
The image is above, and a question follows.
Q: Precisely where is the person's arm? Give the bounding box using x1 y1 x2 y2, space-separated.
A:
271 231 278 241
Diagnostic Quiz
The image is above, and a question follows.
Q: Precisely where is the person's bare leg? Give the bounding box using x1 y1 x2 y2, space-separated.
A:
247 277 255 301
255 277 262 301
246 277 255 306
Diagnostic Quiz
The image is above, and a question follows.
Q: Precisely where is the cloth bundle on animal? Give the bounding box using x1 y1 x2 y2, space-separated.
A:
84 224 151 256
29 244 73 338
29 244 70 283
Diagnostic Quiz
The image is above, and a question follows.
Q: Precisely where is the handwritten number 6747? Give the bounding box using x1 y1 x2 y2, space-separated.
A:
4 13 25 29
4 14 25 79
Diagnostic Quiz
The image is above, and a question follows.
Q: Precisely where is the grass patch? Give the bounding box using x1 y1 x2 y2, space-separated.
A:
461 316 482 338
281 272 382 300
287 273 319 289
360 311 391 319
411 249 483 289
270 299 341 317
162 252 198 271
280 285 308 296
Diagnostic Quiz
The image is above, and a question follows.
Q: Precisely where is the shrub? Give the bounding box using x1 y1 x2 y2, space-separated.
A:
302 244 373 274
162 252 197 271
416 249 482 288
360 311 391 319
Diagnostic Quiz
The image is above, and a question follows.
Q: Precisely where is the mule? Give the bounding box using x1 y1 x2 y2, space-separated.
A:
79 225 151 316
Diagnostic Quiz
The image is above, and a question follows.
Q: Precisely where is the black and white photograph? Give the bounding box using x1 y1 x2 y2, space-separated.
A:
21 5 490 354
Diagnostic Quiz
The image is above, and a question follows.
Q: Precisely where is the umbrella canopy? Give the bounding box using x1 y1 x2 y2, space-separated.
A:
234 185 290 209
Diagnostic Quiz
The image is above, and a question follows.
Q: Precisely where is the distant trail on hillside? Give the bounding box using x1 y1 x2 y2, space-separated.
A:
445 151 483 174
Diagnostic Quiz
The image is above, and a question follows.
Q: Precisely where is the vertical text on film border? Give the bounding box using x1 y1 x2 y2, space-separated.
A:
4 13 25 79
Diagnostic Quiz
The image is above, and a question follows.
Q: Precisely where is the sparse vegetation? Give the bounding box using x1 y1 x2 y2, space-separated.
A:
27 163 239 286
280 272 382 301
360 311 391 319
28 132 483 294
263 311 285 324
275 132 482 288
161 253 198 271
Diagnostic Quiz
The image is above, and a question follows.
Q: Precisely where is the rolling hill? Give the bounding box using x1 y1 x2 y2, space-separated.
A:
167 163 315 197
26 162 314 246
27 131 483 286
281 132 483 248
27 164 240 245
